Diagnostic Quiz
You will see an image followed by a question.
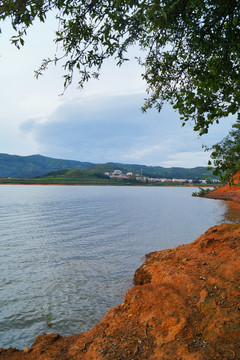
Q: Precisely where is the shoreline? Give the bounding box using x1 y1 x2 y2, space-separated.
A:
205 173 240 205
0 182 216 188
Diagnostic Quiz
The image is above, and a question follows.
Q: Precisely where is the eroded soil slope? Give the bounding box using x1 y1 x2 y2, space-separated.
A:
0 222 240 360
205 173 240 205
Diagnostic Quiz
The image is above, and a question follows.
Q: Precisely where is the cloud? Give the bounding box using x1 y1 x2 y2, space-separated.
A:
161 152 211 168
19 93 220 167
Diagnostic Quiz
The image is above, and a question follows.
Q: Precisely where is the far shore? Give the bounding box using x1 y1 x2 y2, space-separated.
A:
0 181 217 188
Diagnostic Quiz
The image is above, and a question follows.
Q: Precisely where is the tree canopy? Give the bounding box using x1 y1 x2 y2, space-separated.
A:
0 0 240 178
208 118 240 182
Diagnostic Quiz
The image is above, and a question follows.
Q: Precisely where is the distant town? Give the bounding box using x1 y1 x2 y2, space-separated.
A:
104 170 221 184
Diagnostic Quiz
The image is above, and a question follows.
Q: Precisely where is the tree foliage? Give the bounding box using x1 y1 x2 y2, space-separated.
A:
208 119 240 182
192 187 212 197
0 0 240 176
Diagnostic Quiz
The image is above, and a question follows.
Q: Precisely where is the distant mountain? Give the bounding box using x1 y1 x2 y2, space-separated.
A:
0 153 217 180
0 153 94 178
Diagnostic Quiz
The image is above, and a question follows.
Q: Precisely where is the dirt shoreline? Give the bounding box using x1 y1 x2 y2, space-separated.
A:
205 173 240 205
0 184 240 359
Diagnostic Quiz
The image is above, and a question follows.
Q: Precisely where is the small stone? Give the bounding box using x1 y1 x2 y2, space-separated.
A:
23 347 31 353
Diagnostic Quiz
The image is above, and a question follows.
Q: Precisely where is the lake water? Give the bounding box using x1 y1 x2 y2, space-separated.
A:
1 185 240 349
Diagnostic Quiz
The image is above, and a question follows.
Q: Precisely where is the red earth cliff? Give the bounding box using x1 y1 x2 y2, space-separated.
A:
1 185 240 360
205 172 240 205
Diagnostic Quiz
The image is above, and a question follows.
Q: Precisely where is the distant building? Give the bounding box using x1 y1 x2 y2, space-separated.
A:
127 172 133 176
113 170 122 176
172 178 186 183
136 176 147 181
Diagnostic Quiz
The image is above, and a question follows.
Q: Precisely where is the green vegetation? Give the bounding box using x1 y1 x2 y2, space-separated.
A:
0 153 219 180
192 188 213 197
207 118 240 183
0 153 93 178
40 303 53 328
0 173 144 186
0 166 220 186
0 0 239 178
106 162 216 180
36 168 118 185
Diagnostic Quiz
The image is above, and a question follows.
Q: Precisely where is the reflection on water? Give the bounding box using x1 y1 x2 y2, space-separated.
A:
220 200 240 223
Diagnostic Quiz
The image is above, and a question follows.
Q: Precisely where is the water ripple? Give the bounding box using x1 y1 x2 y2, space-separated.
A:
0 185 239 349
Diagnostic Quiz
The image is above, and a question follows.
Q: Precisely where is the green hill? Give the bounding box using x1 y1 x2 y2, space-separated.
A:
31 167 138 185
106 162 216 180
0 153 94 178
0 153 217 180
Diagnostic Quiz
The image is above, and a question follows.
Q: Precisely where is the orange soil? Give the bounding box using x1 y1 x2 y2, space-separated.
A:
1 183 240 360
205 172 240 205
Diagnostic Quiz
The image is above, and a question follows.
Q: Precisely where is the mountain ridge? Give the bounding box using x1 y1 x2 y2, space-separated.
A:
0 153 217 180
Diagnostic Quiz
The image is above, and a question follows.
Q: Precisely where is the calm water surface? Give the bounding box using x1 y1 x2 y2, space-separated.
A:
0 185 239 349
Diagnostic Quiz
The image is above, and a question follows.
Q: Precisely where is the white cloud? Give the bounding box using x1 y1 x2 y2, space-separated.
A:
18 94 218 167
161 152 211 168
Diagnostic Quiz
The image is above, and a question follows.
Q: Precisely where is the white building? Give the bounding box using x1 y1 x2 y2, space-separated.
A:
113 170 122 176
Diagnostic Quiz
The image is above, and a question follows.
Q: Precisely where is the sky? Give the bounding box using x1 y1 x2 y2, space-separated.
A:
0 15 235 168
